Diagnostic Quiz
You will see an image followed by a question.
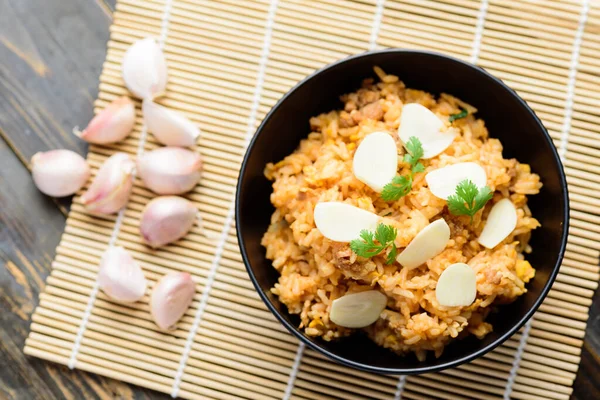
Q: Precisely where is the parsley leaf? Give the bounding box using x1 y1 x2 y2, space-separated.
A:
447 179 493 222
350 223 398 264
381 136 425 202
403 136 425 168
381 175 412 202
449 108 468 122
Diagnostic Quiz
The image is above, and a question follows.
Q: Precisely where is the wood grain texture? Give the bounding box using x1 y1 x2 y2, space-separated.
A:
0 0 597 399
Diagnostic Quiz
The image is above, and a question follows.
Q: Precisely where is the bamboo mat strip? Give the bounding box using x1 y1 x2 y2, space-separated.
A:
24 1 600 399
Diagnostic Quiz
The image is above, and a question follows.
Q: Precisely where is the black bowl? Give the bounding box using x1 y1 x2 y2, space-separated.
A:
236 50 569 374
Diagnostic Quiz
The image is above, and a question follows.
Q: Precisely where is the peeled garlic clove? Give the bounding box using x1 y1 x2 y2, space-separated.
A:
74 96 135 144
122 37 167 99
143 99 200 147
81 152 135 214
436 263 477 307
98 246 147 303
425 162 487 199
31 150 90 197
398 103 456 159
352 131 398 192
396 218 450 269
151 272 195 330
330 290 387 328
137 147 202 195
478 198 517 249
140 196 197 247
313 202 380 242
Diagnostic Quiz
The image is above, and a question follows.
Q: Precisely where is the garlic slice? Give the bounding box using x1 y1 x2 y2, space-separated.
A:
98 246 147 303
398 103 456 159
396 218 450 269
151 272 196 330
478 198 517 249
352 131 398 192
436 263 477 307
122 37 167 99
140 196 197 247
329 290 387 328
425 162 487 199
31 150 90 197
313 202 380 242
143 99 200 147
81 153 135 214
74 96 135 144
137 147 202 195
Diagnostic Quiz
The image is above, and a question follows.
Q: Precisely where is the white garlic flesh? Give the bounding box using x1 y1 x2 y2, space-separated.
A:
143 99 200 147
122 37 168 99
478 198 517 249
398 103 456 159
425 162 487 200
352 131 398 192
81 152 135 214
313 202 380 242
137 147 202 195
140 196 197 247
396 218 450 269
98 246 147 303
74 96 135 144
436 263 477 307
329 290 387 328
151 272 195 330
31 150 90 197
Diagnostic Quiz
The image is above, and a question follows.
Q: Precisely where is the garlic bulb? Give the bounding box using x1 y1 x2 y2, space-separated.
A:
137 147 202 195
31 150 90 197
81 153 135 214
98 246 147 303
143 99 200 147
151 272 195 330
74 96 136 144
122 37 167 99
140 196 197 247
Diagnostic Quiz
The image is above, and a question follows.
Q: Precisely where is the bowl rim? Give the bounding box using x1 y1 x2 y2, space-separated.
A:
235 49 570 375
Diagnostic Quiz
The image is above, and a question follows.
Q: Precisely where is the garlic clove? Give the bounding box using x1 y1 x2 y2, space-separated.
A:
398 103 456 159
478 198 517 249
352 131 398 192
122 37 167 99
98 246 147 303
140 196 197 247
151 272 196 330
329 290 387 328
313 202 380 242
31 150 90 197
81 152 135 214
435 263 477 307
396 218 450 269
143 99 200 147
137 147 202 195
425 162 487 199
74 96 136 144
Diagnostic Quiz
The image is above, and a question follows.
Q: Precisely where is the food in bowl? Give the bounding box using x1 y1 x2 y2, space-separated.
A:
261 67 542 361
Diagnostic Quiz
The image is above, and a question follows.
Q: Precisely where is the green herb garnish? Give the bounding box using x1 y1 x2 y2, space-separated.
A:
449 108 468 122
381 136 424 202
349 223 398 264
447 179 493 222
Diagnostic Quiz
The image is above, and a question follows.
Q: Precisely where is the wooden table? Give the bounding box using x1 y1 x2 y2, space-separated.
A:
0 1 598 399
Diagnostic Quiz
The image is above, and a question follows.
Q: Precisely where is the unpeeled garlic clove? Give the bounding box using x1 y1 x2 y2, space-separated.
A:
74 96 136 144
122 37 167 99
81 152 135 214
143 99 200 147
31 150 90 197
98 246 147 303
137 147 202 195
151 272 195 330
140 196 197 247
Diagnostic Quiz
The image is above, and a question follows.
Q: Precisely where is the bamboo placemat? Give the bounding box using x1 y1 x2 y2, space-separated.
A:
24 0 600 399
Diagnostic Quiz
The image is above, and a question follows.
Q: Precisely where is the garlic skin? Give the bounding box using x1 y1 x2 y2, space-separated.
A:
98 246 147 303
151 272 195 330
74 96 136 144
140 196 197 247
143 99 200 147
137 147 202 195
81 153 135 214
122 38 167 99
31 150 90 197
